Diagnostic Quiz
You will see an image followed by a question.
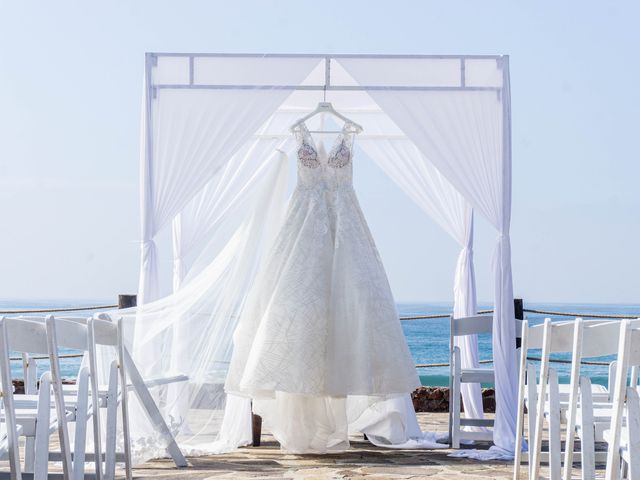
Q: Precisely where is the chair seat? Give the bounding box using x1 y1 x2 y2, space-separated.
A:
577 405 614 423
14 394 99 409
61 373 188 394
536 399 613 442
0 424 23 459
10 408 74 437
527 384 610 422
574 403 616 442
525 383 608 402
603 428 630 462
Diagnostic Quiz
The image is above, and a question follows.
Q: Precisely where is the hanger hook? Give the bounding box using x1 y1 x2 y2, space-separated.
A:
323 83 327 103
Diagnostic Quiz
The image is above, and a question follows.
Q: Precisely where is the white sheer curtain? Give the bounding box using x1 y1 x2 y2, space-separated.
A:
341 57 517 455
358 137 484 430
171 137 291 290
120 151 289 462
139 59 319 304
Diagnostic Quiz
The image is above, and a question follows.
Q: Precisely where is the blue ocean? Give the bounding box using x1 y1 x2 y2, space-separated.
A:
399 302 640 387
3 301 639 386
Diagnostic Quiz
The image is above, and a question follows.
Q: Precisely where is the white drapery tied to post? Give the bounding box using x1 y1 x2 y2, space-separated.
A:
491 232 518 454
452 218 485 430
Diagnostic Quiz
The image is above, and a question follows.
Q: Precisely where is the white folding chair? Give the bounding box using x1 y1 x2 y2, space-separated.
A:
559 318 640 480
609 387 640 480
0 316 73 480
604 323 640 480
12 315 132 480
63 312 187 474
12 316 107 480
54 317 103 480
88 316 132 480
449 315 522 448
560 320 628 480
514 318 616 479
528 319 580 480
448 314 494 448
43 317 104 480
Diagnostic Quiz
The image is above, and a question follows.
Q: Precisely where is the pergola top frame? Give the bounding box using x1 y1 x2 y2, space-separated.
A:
147 52 507 93
150 52 505 60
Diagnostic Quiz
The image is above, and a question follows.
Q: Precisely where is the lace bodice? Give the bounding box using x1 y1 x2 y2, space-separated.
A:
293 121 358 190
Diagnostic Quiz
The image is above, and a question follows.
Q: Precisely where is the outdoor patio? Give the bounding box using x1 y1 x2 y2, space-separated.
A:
126 412 598 480
0 411 607 479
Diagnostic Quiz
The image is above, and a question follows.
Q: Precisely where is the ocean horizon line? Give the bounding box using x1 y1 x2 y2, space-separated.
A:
2 298 639 309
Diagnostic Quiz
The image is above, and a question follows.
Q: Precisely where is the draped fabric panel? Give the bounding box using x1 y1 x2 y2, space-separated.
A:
358 138 484 430
340 57 517 454
139 58 319 304
123 152 290 462
171 137 292 290
491 62 518 454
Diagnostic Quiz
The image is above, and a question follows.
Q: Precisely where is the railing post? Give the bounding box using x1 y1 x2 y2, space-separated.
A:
251 401 262 447
252 414 262 447
118 295 137 309
515 298 524 349
514 298 524 320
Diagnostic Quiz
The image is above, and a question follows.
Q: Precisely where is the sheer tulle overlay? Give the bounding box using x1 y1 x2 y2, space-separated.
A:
225 122 445 453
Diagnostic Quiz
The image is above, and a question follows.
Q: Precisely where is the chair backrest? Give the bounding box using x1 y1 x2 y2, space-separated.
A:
580 320 624 358
1 317 50 355
13 313 121 349
450 315 493 337
546 320 579 353
450 315 524 358
0 317 48 476
0 316 72 476
524 318 617 351
627 326 640 366
89 317 118 347
51 317 90 351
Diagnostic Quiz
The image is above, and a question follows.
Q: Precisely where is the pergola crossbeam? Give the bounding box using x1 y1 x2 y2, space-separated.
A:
154 84 500 92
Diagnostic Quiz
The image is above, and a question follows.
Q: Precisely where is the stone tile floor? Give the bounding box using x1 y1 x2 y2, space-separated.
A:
1 412 605 479
134 413 510 479
129 413 598 479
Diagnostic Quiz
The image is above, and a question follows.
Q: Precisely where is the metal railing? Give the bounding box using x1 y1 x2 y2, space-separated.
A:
3 301 636 368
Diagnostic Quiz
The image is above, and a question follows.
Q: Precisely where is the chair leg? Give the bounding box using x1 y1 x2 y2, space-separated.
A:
579 377 596 480
104 361 119 480
548 369 562 480
33 374 52 480
526 363 538 478
451 350 461 449
23 355 37 473
24 438 35 473
514 354 529 480
448 353 454 447
117 318 134 480
73 368 90 480
119 370 133 480
626 387 640 480
532 327 552 480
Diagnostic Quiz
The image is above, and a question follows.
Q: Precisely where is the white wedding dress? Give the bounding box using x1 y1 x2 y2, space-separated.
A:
225 121 445 453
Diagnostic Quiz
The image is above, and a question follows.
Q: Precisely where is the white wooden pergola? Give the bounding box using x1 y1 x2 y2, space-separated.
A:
134 53 519 456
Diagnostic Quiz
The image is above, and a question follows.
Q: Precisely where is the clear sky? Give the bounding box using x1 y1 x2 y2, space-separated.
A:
0 1 638 304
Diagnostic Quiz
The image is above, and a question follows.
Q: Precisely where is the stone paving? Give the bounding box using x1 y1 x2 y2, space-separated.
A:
129 413 529 480
1 412 604 479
